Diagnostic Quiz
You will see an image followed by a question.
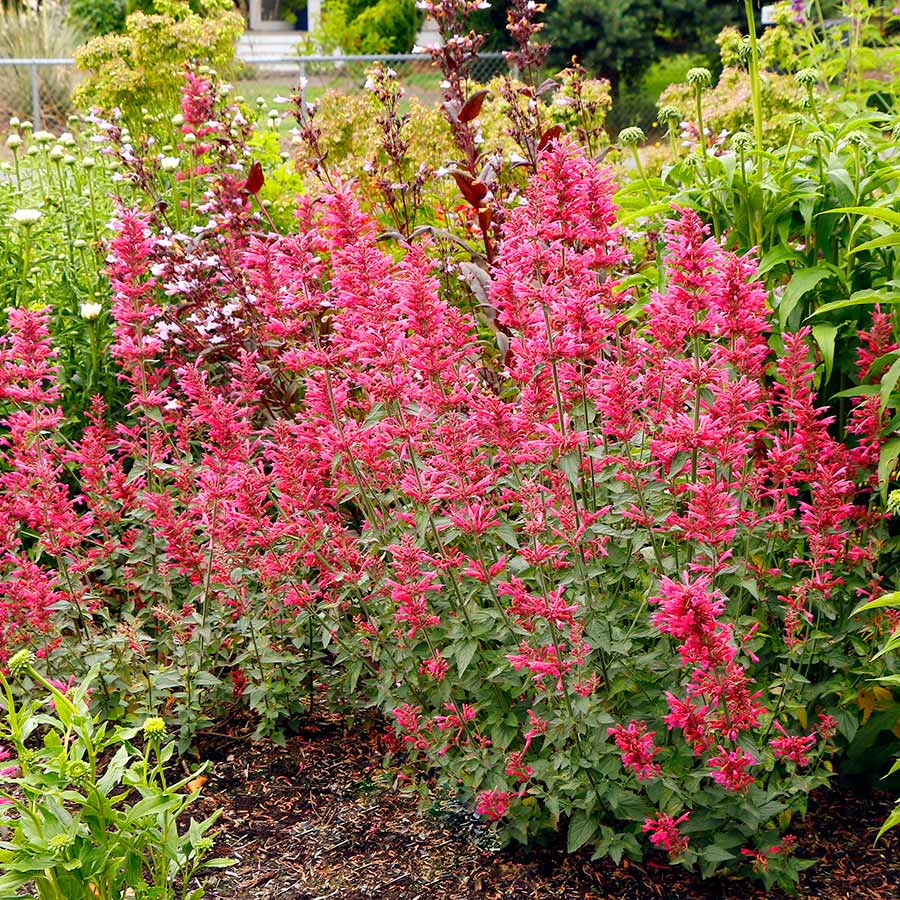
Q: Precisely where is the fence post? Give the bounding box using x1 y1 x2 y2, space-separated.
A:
30 63 41 131
299 59 307 120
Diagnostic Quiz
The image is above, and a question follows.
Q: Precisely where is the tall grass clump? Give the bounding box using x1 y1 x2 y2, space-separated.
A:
0 2 85 124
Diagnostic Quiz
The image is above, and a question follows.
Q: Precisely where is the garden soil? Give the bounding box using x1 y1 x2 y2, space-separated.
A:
195 715 900 900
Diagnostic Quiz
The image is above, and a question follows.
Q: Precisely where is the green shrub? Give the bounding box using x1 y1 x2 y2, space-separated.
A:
0 1 85 124
68 0 127 36
315 0 421 54
74 0 243 121
0 653 230 900
346 0 420 54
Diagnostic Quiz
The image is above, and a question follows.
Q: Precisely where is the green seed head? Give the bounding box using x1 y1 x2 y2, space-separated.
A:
195 836 214 854
844 130 873 151
686 67 713 90
731 131 753 151
7 648 34 677
657 105 682 126
48 833 75 853
795 67 819 88
618 126 645 147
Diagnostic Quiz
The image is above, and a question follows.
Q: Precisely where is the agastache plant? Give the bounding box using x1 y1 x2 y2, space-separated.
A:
0 65 896 892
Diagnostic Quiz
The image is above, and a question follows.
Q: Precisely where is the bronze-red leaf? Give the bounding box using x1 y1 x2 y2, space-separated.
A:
538 125 564 151
453 173 489 209
245 160 265 196
459 89 490 124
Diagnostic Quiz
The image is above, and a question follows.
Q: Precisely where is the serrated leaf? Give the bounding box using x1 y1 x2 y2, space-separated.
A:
567 810 597 852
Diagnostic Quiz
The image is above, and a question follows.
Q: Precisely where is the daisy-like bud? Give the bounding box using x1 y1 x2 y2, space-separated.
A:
48 833 75 853
82 156 96 169
795 67 819 88
171 113 184 126
66 759 89 781
80 302 102 321
6 134 22 149
686 67 713 90
8 648 35 678
657 105 681 126
619 126 645 146
143 716 166 738
48 145 64 161
11 208 42 227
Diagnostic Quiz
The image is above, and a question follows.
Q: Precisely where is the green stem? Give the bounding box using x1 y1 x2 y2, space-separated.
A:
744 0 765 161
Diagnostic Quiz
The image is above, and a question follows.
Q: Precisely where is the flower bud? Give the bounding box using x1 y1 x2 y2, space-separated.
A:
657 105 682 126
80 302 102 321
8 648 35 678
618 126 645 147
686 67 713 90
795 67 820 88
6 134 22 149
143 716 166 738
48 833 75 853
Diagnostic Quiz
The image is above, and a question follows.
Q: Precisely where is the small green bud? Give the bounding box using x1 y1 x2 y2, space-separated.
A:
7 648 34 678
795 67 819 88
731 131 753 151
66 759 89 781
195 836 214 854
48 833 75 853
618 126 645 146
686 67 713 90
887 489 900 515
143 716 166 738
657 104 682 126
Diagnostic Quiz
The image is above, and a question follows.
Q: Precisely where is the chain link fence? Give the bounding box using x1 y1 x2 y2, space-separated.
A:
238 52 508 110
0 53 510 132
0 58 79 132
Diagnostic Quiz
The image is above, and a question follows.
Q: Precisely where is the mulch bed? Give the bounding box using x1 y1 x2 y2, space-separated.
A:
193 716 900 900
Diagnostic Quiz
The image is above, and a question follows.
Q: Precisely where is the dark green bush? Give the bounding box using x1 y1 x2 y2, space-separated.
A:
345 0 420 54
69 0 127 35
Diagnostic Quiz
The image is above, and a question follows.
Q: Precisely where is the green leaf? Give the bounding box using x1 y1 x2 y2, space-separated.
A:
809 289 900 317
811 323 838 384
851 232 900 255
878 437 900 501
852 590 900 617
881 357 900 414
757 244 801 276
826 205 900 227
779 267 831 325
567 810 597 852
456 640 478 677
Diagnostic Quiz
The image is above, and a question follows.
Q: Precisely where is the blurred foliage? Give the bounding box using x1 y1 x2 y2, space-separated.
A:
74 0 242 121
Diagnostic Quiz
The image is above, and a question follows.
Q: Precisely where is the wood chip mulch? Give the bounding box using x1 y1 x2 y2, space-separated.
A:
192 716 900 900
